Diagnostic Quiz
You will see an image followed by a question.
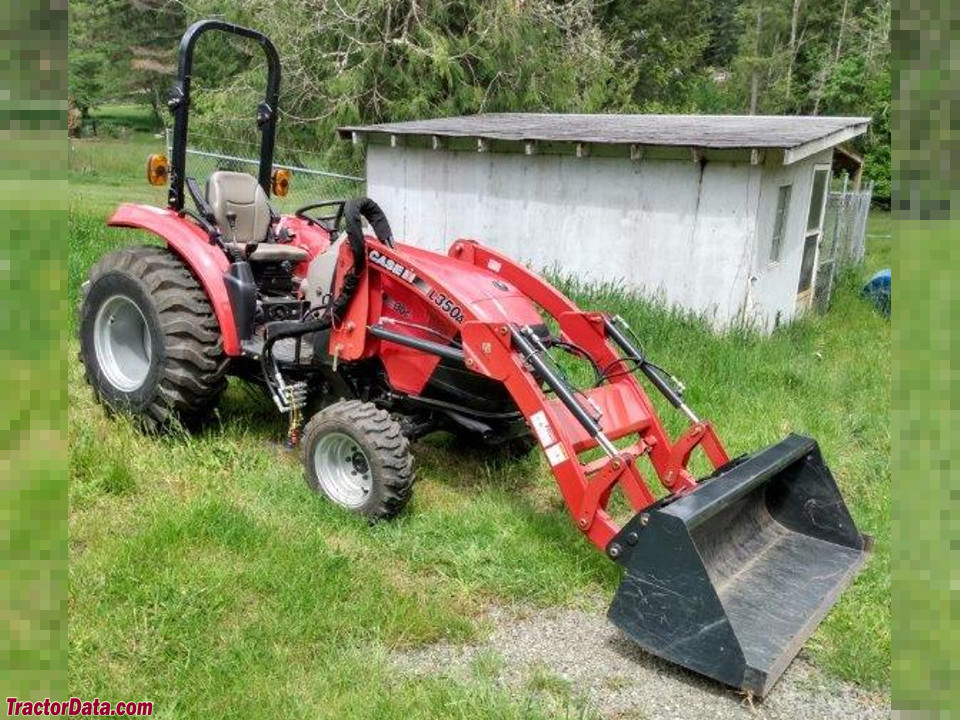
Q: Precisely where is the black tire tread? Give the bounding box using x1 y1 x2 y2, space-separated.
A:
301 399 414 520
80 245 228 428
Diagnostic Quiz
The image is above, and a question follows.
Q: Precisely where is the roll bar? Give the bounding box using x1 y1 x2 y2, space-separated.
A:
166 19 281 211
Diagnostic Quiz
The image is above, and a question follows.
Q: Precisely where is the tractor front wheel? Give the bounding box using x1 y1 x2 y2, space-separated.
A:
301 400 414 520
79 245 228 429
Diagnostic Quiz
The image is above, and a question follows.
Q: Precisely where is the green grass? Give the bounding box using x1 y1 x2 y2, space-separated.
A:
69 133 168 209
68 135 891 715
84 103 165 136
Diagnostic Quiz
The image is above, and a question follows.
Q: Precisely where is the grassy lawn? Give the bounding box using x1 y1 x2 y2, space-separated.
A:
68 125 891 716
83 104 165 136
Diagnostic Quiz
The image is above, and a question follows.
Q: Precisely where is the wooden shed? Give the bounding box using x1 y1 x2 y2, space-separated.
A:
339 113 869 330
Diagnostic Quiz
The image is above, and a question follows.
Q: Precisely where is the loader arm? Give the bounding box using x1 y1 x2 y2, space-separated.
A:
452 239 732 546
460 314 727 550
332 236 728 540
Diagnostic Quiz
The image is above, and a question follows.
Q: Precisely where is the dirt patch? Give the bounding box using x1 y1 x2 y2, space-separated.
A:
392 604 890 719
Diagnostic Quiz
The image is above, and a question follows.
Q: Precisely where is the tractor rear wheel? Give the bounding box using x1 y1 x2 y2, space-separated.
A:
79 245 228 429
301 400 414 520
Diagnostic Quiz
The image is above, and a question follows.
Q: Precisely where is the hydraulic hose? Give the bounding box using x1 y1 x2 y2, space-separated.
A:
330 197 394 321
261 315 333 407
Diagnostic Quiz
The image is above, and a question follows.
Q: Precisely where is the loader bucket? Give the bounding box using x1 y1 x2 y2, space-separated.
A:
607 434 869 697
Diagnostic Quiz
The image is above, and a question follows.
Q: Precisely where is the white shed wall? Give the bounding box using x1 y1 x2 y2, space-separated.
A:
367 146 765 328
747 148 834 330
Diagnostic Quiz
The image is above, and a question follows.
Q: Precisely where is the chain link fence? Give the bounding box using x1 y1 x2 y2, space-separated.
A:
814 179 874 310
166 129 364 214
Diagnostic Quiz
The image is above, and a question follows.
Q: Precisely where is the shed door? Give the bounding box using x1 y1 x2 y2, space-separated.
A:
796 165 831 311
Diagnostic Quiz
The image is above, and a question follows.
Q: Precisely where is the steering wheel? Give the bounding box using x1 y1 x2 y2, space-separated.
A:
295 200 348 233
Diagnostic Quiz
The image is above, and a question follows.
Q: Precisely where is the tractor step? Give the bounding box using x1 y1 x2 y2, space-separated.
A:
606 434 869 697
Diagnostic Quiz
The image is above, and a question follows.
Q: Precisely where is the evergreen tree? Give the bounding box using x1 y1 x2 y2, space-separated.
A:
596 0 712 109
703 0 744 68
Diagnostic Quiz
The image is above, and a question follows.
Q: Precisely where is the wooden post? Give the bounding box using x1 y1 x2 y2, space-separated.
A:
852 162 864 192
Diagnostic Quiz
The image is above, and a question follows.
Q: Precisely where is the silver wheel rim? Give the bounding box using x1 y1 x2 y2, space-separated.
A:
313 432 373 508
93 294 153 392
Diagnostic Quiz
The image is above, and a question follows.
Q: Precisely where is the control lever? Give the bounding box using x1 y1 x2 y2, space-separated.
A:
225 211 238 243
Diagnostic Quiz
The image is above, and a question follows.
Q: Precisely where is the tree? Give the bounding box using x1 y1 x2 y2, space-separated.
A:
595 0 712 109
729 0 792 115
811 0 850 113
68 0 105 117
68 0 185 125
785 0 803 102
816 0 891 201
68 51 104 118
703 0 744 68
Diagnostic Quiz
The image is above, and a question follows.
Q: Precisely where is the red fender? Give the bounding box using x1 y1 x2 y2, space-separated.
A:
107 203 240 355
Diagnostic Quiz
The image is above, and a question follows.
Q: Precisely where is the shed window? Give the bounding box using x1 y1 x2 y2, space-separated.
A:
770 184 792 262
807 168 829 231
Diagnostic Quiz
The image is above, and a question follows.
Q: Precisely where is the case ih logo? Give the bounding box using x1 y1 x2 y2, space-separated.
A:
369 249 417 284
369 248 464 323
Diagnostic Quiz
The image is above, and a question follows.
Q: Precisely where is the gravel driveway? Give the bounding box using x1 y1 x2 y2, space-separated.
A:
392 604 890 719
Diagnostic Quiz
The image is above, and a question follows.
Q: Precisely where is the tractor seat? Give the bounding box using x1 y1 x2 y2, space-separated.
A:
206 171 308 264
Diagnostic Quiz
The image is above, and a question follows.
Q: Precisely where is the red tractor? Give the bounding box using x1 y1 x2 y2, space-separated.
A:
79 20 870 698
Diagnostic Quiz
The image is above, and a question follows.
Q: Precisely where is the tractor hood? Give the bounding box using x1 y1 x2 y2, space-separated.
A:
393 243 544 326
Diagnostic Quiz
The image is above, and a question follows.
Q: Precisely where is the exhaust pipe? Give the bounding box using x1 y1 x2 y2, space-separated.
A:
606 434 870 697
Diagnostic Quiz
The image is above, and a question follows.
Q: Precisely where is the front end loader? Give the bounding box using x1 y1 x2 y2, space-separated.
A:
78 19 870 699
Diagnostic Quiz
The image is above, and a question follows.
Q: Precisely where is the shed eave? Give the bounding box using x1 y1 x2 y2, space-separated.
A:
781 121 870 165
339 116 872 162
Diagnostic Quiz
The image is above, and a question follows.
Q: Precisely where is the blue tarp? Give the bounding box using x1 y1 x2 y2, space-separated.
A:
861 268 891 316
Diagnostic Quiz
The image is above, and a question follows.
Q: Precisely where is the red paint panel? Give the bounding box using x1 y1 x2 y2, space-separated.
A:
330 269 374 361
348 241 544 394
397 244 544 326
450 240 577 318
277 215 333 275
378 276 445 395
546 383 653 453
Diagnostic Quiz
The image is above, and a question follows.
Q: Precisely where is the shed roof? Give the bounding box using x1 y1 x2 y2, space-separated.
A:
339 113 870 165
